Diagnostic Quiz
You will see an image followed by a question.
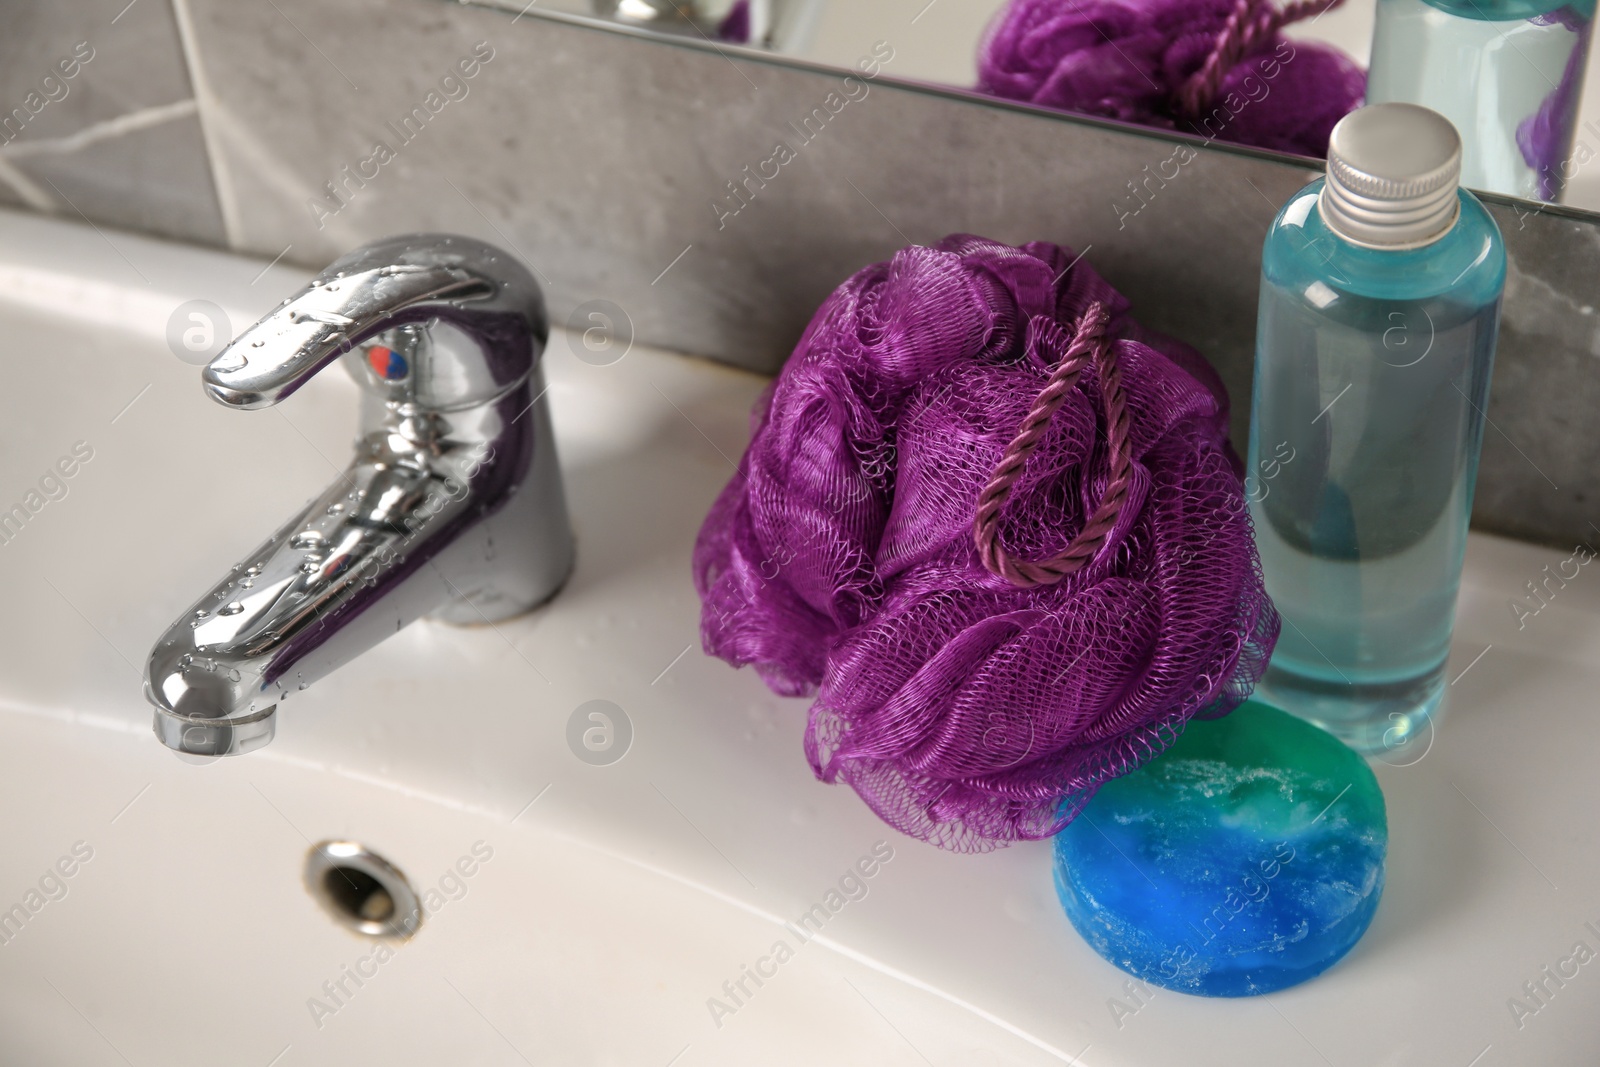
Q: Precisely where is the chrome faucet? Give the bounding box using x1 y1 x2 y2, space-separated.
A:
145 234 574 756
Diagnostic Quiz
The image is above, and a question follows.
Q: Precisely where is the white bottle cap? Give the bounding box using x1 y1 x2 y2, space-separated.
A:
1319 103 1462 250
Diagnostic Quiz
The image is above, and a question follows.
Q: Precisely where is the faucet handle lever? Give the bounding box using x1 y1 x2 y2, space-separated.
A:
203 261 490 410
202 234 538 411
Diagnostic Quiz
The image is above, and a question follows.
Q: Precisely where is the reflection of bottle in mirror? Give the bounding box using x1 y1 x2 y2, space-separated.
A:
1367 0 1593 201
1247 104 1505 754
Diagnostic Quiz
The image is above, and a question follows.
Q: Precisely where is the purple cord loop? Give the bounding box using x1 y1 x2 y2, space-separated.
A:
1174 0 1345 116
975 303 1132 587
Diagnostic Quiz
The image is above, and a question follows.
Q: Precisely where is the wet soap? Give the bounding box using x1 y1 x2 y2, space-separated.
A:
1054 701 1386 996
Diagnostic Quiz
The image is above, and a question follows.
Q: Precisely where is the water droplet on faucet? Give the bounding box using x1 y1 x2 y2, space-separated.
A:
219 602 244 616
288 307 354 326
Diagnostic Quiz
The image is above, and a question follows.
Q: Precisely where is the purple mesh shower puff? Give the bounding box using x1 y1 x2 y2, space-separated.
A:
976 0 1366 157
693 235 1280 852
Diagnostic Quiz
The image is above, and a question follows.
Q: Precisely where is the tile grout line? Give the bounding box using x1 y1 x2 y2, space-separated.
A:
168 0 245 248
0 100 197 161
0 155 57 211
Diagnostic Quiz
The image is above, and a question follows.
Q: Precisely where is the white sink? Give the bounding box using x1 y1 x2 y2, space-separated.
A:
0 209 1594 1065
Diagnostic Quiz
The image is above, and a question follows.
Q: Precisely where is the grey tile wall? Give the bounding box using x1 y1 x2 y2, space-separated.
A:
1 0 1599 551
0 0 225 244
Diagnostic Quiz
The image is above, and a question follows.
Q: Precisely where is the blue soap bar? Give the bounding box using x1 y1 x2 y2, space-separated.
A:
1053 700 1386 997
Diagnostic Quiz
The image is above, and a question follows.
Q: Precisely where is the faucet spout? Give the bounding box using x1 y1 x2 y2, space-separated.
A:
145 235 574 757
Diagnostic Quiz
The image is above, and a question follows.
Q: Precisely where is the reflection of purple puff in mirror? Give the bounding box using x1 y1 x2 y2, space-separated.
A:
977 0 1366 157
694 235 1279 852
1517 6 1591 201
718 0 751 42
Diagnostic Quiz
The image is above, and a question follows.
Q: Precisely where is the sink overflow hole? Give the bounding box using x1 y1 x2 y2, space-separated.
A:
325 867 396 923
304 841 422 940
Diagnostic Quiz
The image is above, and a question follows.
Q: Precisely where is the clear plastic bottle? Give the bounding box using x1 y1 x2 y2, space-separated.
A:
1366 0 1594 201
1248 104 1506 753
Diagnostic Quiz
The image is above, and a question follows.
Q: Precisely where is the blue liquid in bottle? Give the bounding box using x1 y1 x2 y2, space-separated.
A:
1247 108 1506 753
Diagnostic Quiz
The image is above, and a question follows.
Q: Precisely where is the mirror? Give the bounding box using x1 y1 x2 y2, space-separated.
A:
478 0 1600 212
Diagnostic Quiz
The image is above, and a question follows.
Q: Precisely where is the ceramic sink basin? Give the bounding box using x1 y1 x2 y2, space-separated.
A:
0 209 1595 1066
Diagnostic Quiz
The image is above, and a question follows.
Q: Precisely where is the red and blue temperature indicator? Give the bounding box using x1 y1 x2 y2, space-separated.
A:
365 344 409 381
